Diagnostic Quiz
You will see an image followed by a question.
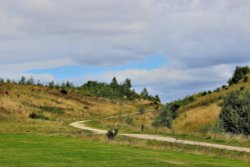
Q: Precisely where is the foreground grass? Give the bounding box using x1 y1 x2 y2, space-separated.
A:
0 134 249 167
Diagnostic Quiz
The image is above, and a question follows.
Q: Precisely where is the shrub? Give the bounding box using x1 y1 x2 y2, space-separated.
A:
29 112 49 120
152 105 175 128
60 89 68 95
125 116 134 125
218 90 250 135
201 91 207 96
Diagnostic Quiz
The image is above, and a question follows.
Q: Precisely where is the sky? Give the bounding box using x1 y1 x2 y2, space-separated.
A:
1 0 250 102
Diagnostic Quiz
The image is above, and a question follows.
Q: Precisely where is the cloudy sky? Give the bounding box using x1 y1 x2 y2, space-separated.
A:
1 0 250 102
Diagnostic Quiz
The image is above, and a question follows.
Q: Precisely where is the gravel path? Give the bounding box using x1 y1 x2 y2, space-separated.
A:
70 113 250 153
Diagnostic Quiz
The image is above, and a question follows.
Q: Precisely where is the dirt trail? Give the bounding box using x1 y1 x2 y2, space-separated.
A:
70 113 250 153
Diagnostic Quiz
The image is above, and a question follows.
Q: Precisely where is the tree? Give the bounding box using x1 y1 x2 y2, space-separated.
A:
218 90 250 135
66 81 73 87
110 77 118 88
124 78 132 89
19 76 26 84
48 81 55 88
120 78 132 99
228 66 250 85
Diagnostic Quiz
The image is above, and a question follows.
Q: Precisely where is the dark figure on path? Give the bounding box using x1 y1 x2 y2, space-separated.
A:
141 124 144 132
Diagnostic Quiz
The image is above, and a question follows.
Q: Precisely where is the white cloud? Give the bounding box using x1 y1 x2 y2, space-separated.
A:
1 0 249 68
0 0 250 101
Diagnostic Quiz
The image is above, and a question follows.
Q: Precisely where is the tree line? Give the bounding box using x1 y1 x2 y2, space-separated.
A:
80 77 160 102
0 76 160 102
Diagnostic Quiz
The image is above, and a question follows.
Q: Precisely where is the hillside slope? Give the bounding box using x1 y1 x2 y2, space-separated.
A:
173 73 250 134
0 83 155 134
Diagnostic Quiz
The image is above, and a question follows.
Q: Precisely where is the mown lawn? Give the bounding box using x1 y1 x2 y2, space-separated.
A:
0 134 249 167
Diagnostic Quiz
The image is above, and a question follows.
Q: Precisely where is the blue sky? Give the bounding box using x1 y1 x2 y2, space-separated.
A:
29 55 167 81
1 0 250 102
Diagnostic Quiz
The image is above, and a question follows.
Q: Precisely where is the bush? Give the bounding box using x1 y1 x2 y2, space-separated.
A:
153 105 175 128
29 112 49 120
201 91 207 96
218 90 250 135
125 116 134 125
60 89 68 95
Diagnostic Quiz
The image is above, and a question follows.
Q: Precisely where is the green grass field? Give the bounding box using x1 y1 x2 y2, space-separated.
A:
0 134 249 167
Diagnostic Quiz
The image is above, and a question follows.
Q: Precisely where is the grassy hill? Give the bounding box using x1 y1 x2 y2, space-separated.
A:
0 82 156 135
173 73 250 134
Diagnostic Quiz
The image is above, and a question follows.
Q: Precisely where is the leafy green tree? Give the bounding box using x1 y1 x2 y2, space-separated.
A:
48 81 55 88
228 66 250 85
66 81 73 87
110 77 118 88
218 90 250 135
19 76 26 84
124 78 132 89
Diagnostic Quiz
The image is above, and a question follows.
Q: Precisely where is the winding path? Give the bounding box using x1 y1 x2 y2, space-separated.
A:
70 113 250 153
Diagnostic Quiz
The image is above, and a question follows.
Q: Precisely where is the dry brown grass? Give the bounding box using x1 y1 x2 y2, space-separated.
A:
0 83 151 135
173 103 220 133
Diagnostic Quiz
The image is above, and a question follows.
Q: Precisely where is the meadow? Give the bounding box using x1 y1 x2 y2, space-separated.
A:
1 133 249 167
